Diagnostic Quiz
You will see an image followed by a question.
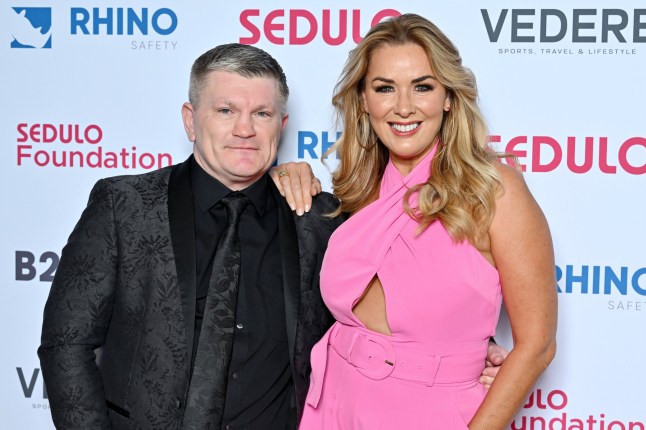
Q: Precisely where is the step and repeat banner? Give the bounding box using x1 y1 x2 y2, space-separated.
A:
2 0 645 428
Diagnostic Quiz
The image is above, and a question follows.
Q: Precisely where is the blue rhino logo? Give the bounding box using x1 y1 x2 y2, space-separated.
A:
10 7 52 48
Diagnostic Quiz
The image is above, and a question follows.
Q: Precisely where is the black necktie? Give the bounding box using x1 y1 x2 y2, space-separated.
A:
183 193 249 430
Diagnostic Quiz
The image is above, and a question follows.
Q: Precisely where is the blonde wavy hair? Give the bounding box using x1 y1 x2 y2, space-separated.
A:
326 13 503 244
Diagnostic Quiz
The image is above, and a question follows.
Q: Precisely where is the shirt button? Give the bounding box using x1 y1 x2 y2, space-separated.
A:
236 323 244 330
225 425 232 430
232 372 239 380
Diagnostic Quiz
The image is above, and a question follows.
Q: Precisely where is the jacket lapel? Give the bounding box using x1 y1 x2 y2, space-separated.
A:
168 156 197 363
270 183 300 364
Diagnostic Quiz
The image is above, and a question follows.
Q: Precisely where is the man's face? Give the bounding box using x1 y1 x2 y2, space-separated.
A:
182 70 288 190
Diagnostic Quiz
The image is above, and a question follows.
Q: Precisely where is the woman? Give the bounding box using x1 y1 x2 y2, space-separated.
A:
299 14 557 429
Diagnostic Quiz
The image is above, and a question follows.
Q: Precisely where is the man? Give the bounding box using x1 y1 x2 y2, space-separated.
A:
39 43 506 429
39 43 341 429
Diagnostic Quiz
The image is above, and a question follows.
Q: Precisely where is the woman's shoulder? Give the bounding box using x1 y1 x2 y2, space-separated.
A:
491 161 531 205
489 160 547 235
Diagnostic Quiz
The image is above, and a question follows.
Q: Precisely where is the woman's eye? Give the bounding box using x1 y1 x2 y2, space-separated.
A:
375 85 394 93
415 84 433 92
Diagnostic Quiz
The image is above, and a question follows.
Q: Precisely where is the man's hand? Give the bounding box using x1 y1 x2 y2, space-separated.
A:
270 162 322 215
480 342 510 389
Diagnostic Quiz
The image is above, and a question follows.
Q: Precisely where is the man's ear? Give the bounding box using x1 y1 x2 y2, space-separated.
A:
281 113 289 132
181 102 196 142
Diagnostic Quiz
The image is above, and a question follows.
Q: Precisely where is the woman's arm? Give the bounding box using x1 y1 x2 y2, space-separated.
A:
469 163 558 429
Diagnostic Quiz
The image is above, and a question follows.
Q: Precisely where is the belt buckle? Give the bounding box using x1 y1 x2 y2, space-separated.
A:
347 332 396 380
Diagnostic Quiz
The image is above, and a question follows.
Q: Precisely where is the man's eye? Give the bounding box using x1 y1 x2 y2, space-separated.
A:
217 108 232 114
256 111 271 118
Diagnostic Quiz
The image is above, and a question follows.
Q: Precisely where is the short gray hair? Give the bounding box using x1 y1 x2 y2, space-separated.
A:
188 43 289 113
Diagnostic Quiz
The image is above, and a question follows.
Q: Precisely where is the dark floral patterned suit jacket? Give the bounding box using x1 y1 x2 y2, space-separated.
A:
38 156 344 429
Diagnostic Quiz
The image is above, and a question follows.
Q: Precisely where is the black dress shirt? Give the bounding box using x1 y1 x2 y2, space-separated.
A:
191 158 293 430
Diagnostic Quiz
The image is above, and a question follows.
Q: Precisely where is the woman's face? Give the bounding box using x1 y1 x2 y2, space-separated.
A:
361 43 450 175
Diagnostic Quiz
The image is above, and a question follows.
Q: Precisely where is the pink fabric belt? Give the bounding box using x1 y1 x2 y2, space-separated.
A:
306 323 488 408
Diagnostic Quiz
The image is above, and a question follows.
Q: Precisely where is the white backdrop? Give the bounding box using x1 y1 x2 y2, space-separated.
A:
2 1 645 428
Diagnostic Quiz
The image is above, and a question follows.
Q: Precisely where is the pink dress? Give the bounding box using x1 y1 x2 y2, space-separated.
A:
299 147 502 429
